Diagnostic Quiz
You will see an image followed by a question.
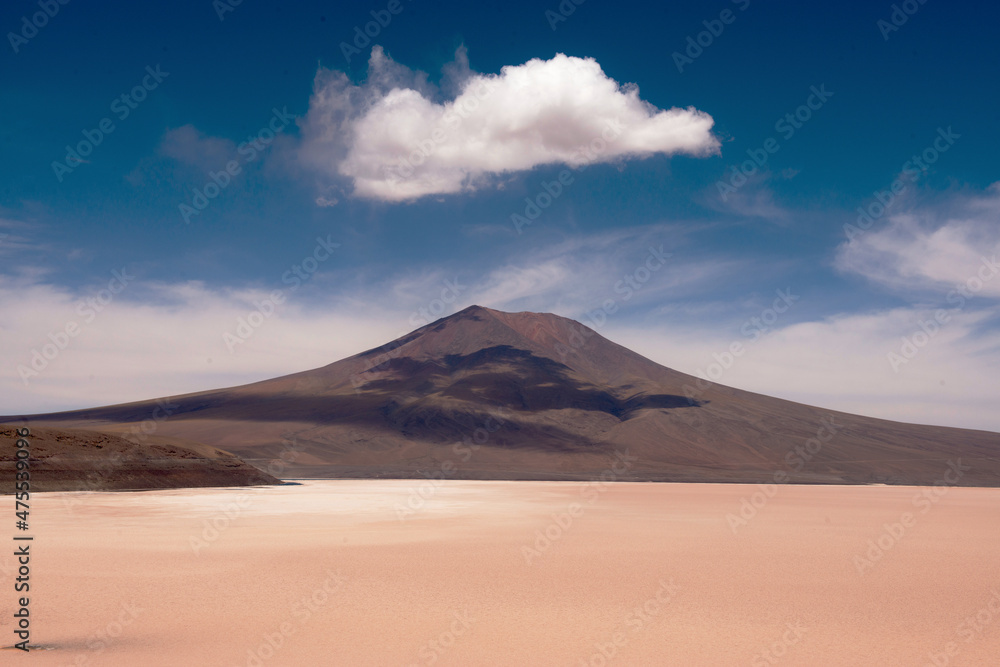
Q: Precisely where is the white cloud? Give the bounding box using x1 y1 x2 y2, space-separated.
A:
299 47 720 202
836 186 1000 299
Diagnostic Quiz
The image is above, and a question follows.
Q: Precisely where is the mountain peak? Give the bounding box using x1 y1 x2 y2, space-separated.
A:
377 305 615 381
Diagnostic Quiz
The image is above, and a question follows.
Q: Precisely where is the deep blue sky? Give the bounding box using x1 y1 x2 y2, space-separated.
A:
2 0 999 430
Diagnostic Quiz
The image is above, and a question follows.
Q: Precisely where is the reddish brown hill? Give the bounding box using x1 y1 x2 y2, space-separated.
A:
0 426 279 493
4 305 999 486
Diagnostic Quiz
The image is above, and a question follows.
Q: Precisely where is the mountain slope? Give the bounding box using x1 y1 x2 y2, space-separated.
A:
4 305 999 485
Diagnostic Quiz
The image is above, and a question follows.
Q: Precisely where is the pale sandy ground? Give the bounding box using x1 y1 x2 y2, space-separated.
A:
2 480 999 666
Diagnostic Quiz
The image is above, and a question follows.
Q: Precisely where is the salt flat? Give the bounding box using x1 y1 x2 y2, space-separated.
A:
3 480 999 666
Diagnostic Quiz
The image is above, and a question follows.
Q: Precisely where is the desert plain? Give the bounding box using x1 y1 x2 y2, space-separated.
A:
2 479 999 666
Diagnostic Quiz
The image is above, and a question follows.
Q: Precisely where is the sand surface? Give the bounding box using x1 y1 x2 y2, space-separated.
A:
2 480 999 665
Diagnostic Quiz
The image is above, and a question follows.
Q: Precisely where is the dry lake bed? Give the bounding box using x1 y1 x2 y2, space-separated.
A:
3 480 999 665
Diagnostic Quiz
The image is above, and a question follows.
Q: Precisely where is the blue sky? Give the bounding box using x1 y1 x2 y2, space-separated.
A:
2 0 999 431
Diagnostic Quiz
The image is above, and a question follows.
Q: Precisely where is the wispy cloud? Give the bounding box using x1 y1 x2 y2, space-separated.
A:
0 275 400 414
701 172 790 222
158 125 237 170
610 305 1000 432
0 217 45 257
836 185 1000 299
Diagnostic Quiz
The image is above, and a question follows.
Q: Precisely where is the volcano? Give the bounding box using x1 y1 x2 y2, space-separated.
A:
5 305 999 486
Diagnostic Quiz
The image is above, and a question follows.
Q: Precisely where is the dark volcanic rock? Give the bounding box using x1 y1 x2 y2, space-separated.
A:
0 426 280 493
